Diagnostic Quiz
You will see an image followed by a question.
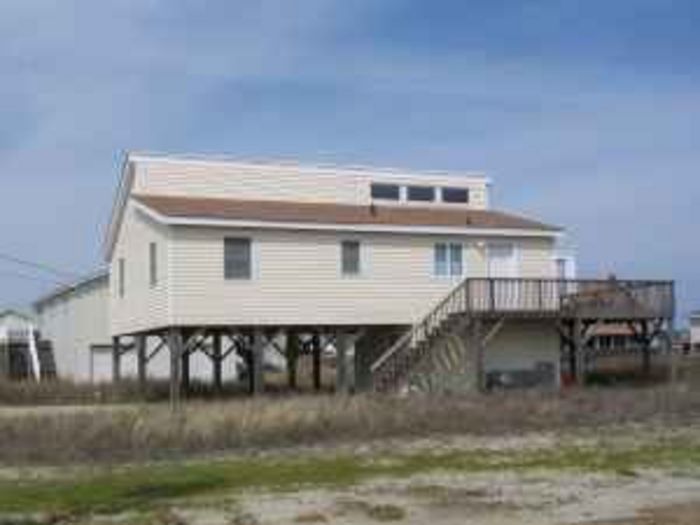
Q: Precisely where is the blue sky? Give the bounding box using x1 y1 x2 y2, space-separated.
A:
1 1 698 323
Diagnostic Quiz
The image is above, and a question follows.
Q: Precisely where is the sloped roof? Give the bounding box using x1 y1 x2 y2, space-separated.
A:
132 194 561 233
33 270 109 310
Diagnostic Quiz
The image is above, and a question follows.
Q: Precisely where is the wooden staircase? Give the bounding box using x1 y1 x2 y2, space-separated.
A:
371 278 473 393
369 278 675 393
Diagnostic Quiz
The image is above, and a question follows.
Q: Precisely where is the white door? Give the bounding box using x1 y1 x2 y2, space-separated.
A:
488 244 518 278
487 244 519 310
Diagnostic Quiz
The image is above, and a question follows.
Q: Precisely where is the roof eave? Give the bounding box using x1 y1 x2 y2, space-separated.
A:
132 200 562 239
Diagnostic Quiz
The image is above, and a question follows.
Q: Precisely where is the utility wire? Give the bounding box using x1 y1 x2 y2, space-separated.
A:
0 268 68 286
0 251 80 279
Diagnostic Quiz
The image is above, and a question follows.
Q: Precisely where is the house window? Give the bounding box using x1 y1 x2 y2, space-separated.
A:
442 187 470 204
434 243 463 277
341 240 361 276
118 258 125 298
407 185 435 202
224 238 252 280
149 242 158 288
370 183 400 201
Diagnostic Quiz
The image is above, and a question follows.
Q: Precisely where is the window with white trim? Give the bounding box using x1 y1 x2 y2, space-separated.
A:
441 187 470 204
370 183 400 201
224 237 252 280
434 243 463 277
341 240 361 276
407 185 435 202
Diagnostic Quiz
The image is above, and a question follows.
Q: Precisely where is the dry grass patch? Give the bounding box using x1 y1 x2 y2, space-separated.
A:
0 386 699 466
293 511 329 523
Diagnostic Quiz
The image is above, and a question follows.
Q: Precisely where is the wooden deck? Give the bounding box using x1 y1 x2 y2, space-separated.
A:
371 278 675 392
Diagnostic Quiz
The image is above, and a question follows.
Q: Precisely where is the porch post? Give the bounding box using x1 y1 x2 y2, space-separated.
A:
336 331 351 394
181 348 191 395
287 329 299 390
112 336 121 383
212 332 223 393
0 343 9 380
668 317 678 385
473 319 486 392
640 321 652 377
136 334 147 393
251 329 265 395
574 317 585 386
312 332 322 391
168 328 183 411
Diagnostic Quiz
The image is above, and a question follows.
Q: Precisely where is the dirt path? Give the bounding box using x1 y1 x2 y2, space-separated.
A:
163 468 700 525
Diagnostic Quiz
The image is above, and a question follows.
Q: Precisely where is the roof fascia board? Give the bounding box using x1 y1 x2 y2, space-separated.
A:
132 200 561 239
103 154 136 261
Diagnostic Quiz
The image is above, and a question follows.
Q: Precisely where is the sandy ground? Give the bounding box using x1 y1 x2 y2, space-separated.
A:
5 420 700 524
0 404 134 417
157 465 700 525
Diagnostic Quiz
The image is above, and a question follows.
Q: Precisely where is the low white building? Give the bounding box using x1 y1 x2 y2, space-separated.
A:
690 312 700 353
34 272 243 383
34 273 112 381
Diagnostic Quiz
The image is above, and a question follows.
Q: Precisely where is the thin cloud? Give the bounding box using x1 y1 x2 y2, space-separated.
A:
0 1 698 322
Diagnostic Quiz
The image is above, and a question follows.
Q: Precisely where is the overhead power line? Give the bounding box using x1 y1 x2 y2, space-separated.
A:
0 268 67 286
0 251 80 279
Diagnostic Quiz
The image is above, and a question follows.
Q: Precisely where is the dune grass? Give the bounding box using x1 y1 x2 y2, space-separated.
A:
1 386 699 466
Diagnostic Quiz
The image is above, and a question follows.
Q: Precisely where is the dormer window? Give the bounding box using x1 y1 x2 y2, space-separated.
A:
442 187 470 204
407 185 435 202
370 183 400 201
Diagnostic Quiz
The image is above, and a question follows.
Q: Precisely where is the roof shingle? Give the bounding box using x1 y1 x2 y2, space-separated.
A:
132 194 561 233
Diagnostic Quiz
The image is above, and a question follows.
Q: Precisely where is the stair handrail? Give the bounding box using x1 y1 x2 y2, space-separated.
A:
370 276 470 375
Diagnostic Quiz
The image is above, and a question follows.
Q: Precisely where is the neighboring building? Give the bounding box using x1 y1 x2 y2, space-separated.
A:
0 309 34 343
588 324 638 354
0 309 43 380
34 271 242 383
690 312 700 353
34 273 112 381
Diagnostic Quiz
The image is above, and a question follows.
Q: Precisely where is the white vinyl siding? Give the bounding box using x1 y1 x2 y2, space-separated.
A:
149 242 158 288
519 238 558 278
485 319 560 388
110 203 171 336
130 158 490 210
118 258 125 297
166 229 555 328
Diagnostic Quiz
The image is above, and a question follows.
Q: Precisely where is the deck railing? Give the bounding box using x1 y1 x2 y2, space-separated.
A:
465 278 675 319
370 278 675 389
